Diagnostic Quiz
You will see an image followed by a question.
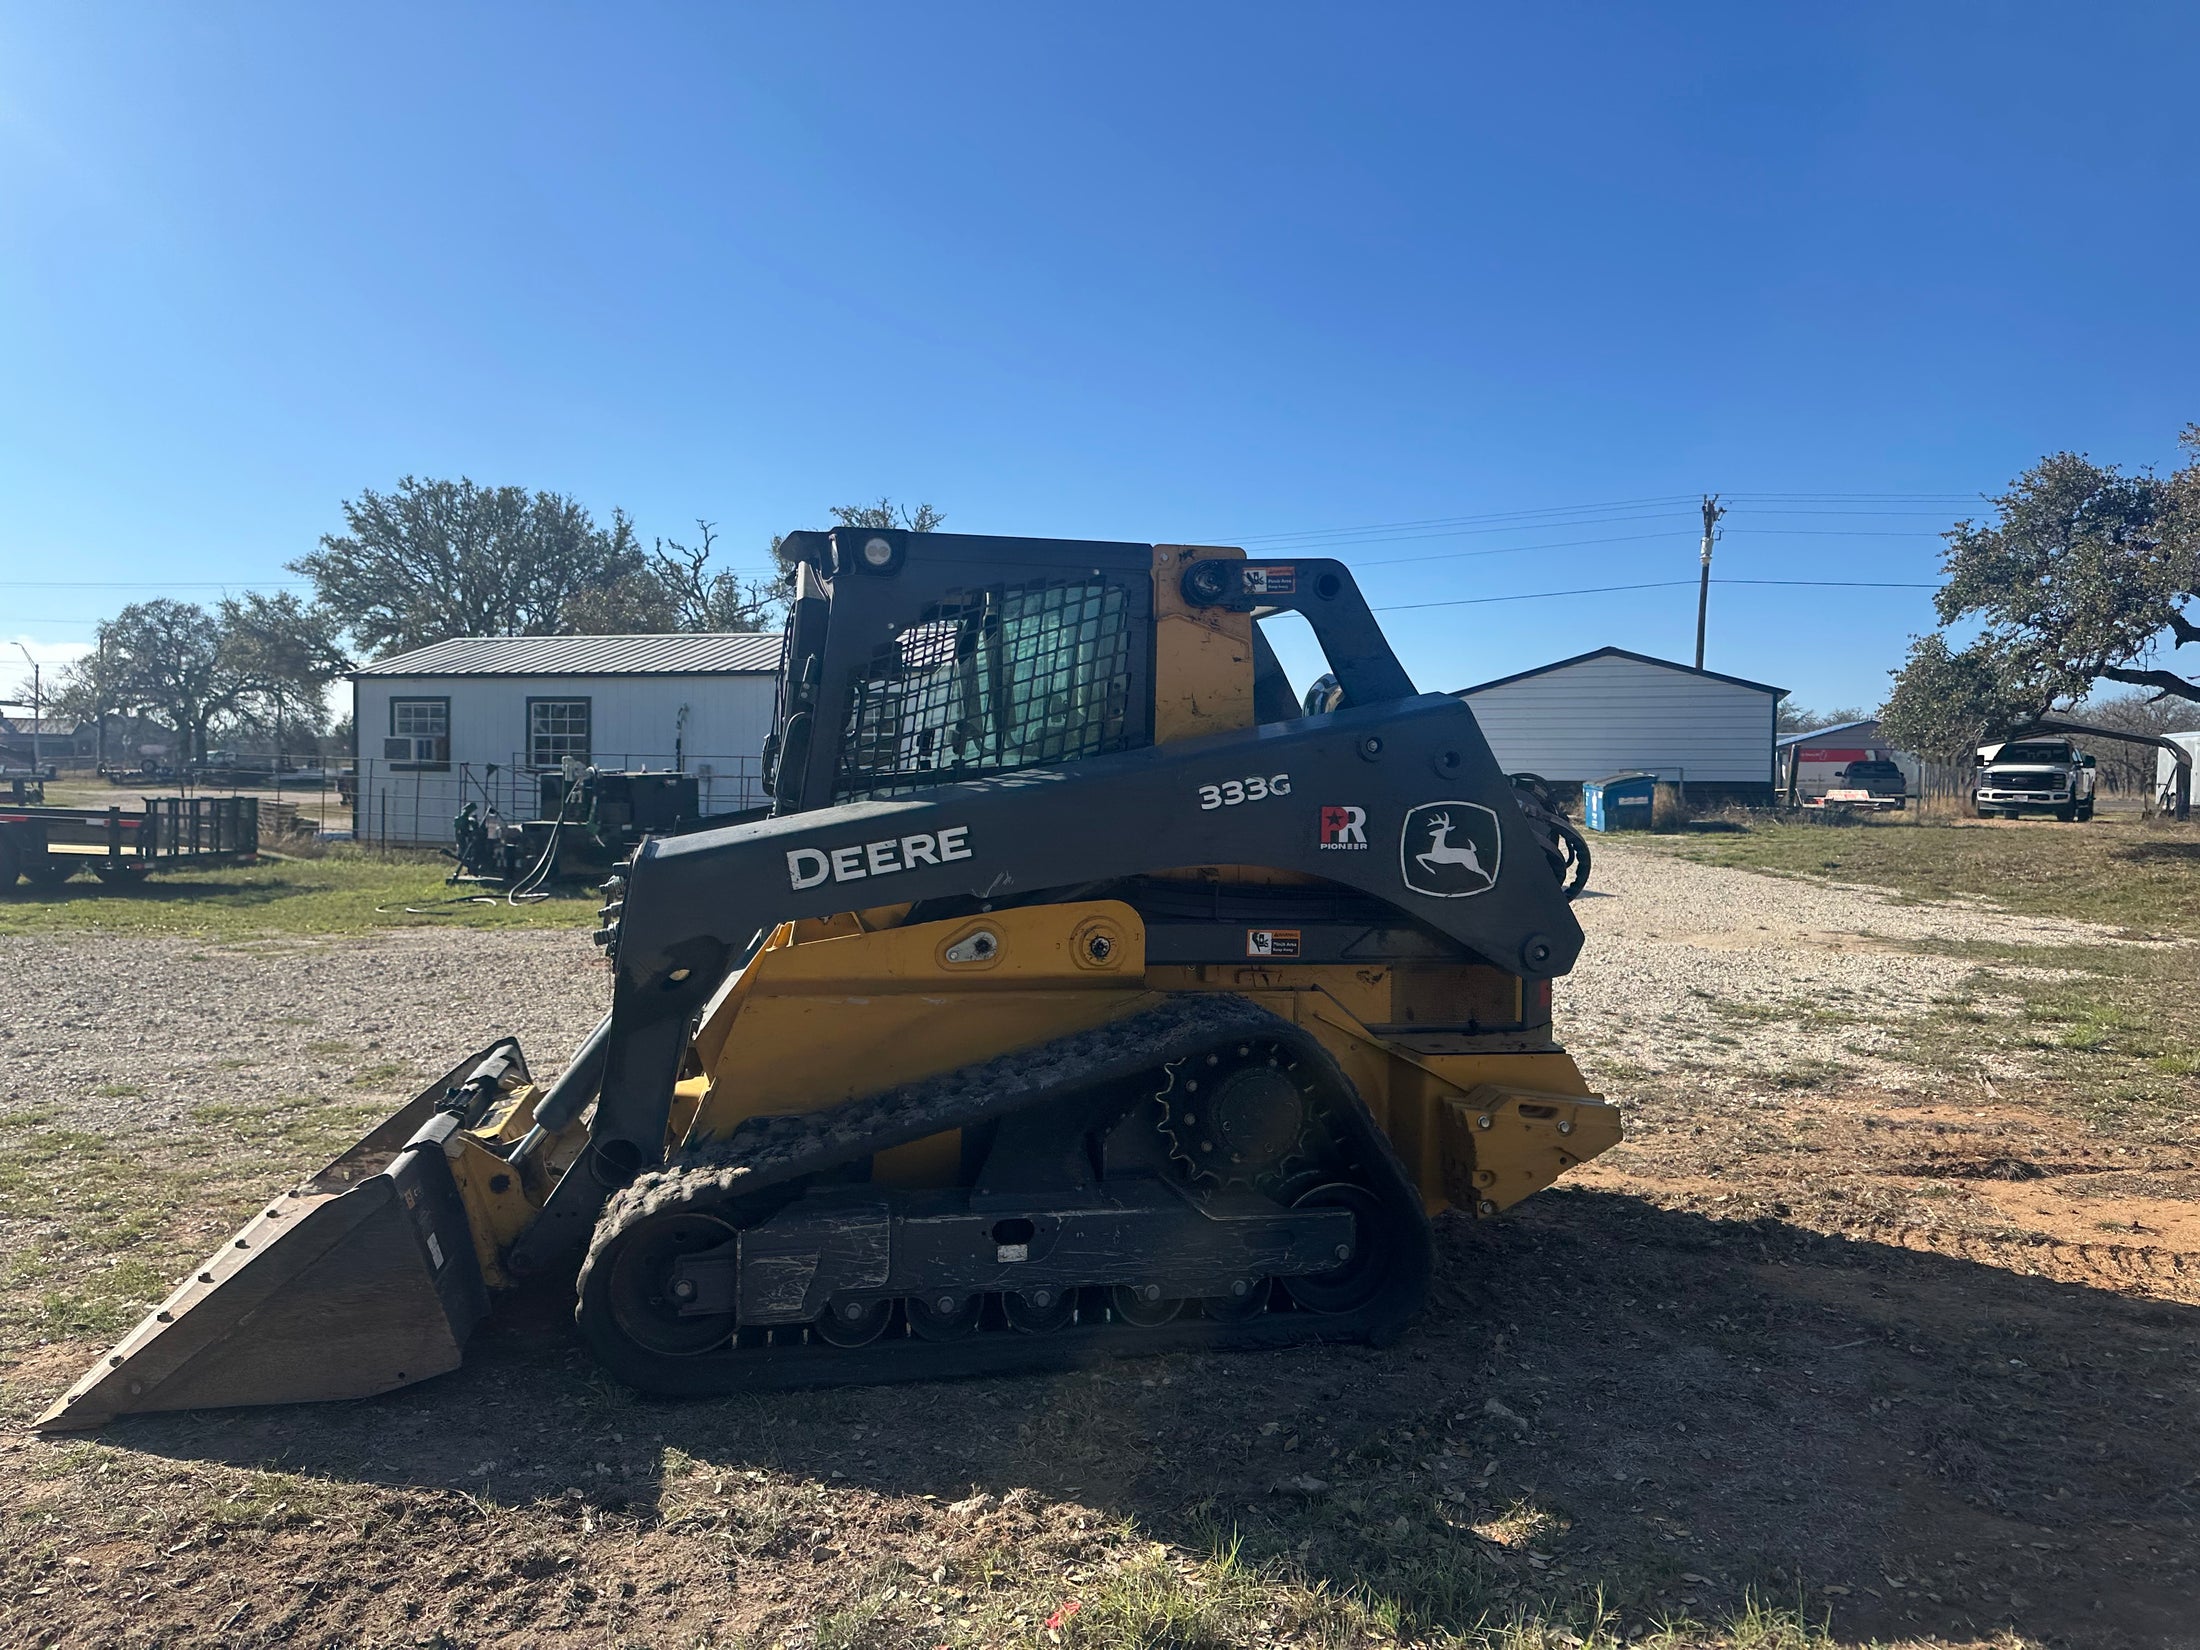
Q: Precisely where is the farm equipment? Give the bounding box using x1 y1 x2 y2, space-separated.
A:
41 530 1618 1430
452 767 756 886
0 795 258 889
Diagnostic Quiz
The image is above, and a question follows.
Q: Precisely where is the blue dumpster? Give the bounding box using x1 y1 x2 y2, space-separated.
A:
1583 771 1658 832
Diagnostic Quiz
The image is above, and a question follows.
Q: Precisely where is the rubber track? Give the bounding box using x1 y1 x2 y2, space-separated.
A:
574 993 1435 1395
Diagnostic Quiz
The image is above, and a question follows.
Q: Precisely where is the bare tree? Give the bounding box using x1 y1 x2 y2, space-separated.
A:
649 521 778 632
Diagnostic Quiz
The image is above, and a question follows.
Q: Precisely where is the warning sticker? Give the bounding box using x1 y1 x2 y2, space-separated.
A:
1242 565 1297 595
1245 928 1302 959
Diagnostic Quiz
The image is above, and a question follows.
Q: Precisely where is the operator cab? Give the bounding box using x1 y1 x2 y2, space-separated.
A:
761 528 1413 816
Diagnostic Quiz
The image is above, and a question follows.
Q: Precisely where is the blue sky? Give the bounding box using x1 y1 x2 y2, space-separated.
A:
4 4 2196 712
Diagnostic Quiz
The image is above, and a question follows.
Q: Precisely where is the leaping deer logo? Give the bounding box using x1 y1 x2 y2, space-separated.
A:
1400 801 1501 897
1416 811 1490 884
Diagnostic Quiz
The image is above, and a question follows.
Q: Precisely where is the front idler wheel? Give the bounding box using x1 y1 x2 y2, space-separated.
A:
1281 1183 1392 1315
596 1212 738 1357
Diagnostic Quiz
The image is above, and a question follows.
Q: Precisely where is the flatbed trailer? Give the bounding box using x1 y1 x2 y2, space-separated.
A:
0 796 259 888
1801 786 1906 815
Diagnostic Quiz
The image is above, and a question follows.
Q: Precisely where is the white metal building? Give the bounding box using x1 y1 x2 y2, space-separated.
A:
1453 647 1787 803
350 633 784 845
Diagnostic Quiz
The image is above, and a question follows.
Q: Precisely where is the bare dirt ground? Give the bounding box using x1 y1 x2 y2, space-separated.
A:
1 840 2195 1649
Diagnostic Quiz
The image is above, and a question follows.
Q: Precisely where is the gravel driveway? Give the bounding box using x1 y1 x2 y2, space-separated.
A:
0 846 2154 1141
1563 840 2161 1090
0 928 610 1139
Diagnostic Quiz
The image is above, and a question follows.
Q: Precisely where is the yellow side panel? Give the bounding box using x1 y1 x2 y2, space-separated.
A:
1151 544 1255 744
689 912 1618 1215
690 901 1160 1184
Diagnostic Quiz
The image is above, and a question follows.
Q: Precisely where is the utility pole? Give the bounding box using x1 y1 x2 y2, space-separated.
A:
15 644 39 773
96 628 108 771
1694 494 1725 671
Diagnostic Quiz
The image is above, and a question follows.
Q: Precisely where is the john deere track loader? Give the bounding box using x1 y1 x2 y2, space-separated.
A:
41 531 1614 1429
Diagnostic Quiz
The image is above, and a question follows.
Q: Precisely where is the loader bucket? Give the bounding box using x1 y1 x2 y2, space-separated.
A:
36 1052 502 1432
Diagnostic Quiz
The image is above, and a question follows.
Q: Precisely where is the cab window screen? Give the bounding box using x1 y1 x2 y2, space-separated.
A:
834 578 1134 800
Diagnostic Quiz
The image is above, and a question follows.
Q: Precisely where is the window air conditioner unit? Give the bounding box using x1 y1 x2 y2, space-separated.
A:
384 737 446 762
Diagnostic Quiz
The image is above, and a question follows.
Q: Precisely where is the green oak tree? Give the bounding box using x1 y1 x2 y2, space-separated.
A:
57 595 348 764
1884 428 2200 753
293 477 648 655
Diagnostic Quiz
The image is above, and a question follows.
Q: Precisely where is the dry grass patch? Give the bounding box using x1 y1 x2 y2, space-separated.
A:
1634 816 2199 939
0 845 597 939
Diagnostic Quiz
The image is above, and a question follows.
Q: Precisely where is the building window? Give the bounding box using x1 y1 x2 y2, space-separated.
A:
528 698 591 768
384 697 449 769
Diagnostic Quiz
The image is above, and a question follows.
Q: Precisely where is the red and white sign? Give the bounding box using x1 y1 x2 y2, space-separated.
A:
1317 804 1368 850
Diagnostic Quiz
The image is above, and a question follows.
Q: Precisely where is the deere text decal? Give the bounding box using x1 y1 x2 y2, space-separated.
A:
788 827 973 890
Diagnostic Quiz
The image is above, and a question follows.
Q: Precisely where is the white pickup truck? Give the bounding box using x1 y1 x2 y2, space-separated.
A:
1974 736 2097 821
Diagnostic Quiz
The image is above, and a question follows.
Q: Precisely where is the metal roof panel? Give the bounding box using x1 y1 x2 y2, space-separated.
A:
353 632 785 678
1454 646 1788 699
1775 719 1879 748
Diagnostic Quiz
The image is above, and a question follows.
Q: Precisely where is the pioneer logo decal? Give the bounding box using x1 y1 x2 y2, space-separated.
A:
1399 801 1500 898
788 826 973 890
1317 805 1368 850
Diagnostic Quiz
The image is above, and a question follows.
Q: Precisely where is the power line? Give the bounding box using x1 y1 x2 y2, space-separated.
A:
1241 489 1982 548
1374 574 1939 613
1723 491 1982 502
1718 578 1940 588
1352 530 1678 569
1376 580 1698 612
1235 495 1701 546
1719 527 1948 538
1246 511 1697 555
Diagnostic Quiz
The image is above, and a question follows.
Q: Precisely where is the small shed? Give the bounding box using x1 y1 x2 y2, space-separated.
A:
351 632 784 846
1775 718 1921 804
1454 647 1787 806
